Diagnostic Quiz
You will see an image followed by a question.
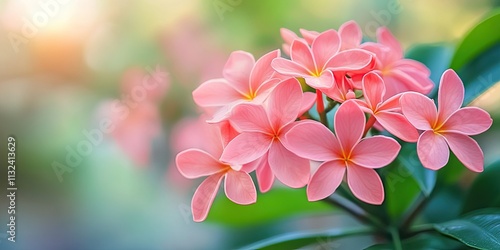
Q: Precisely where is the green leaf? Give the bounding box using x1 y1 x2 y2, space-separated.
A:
456 43 500 105
450 9 500 70
437 153 466 184
383 163 421 221
435 208 500 249
462 160 500 214
239 226 374 250
405 44 454 96
423 185 464 224
366 233 466 250
206 188 332 226
397 143 437 196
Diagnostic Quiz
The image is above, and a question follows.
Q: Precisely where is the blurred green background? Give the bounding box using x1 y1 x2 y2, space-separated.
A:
1 0 499 249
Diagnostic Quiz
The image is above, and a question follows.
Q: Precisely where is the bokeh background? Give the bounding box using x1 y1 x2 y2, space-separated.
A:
1 0 499 249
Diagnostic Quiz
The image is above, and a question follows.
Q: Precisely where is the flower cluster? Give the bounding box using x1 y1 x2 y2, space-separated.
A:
176 21 492 222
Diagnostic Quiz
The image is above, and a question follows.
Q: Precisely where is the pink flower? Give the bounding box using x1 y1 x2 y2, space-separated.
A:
220 78 313 192
192 50 281 122
285 101 401 204
176 122 257 222
353 72 419 142
280 28 316 56
400 69 492 172
359 27 434 98
272 29 373 90
339 20 363 51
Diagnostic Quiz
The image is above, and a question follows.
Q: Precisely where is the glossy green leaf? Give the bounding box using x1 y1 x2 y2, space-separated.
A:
435 208 500 249
206 188 332 226
423 185 465 224
457 43 500 105
437 153 466 184
239 226 374 250
397 143 437 196
462 160 500 214
383 163 421 221
450 9 500 70
366 233 465 250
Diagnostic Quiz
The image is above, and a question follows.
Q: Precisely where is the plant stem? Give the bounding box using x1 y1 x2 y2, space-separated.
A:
399 193 429 234
325 194 386 231
408 224 435 236
316 90 329 128
363 115 376 137
390 227 403 250
324 99 338 113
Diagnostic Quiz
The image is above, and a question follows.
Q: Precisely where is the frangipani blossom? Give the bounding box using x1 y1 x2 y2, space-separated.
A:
272 29 373 90
359 27 434 98
285 101 401 204
353 72 419 142
192 50 281 122
400 69 492 172
220 78 313 191
176 122 256 222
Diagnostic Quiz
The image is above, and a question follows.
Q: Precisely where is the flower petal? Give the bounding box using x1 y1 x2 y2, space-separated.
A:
299 28 319 45
284 120 341 161
268 141 310 188
375 112 419 142
346 164 384 205
438 69 465 122
176 149 225 179
351 136 401 168
377 27 402 60
307 160 346 201
327 49 373 72
417 130 449 170
377 93 402 111
224 170 257 205
256 155 275 193
267 78 303 129
335 101 365 153
298 92 316 116
400 92 437 131
393 59 431 76
220 132 271 165
339 20 362 50
311 29 340 69
443 132 484 172
250 50 280 94
192 172 224 222
290 39 316 71
304 70 335 89
443 107 492 135
192 79 244 107
281 28 299 45
390 69 433 95
230 103 272 133
222 51 255 94
362 72 386 110
271 58 312 77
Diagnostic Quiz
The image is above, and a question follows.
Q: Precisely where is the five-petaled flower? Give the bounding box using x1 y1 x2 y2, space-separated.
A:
285 101 401 204
400 69 493 172
176 122 257 222
220 78 315 192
